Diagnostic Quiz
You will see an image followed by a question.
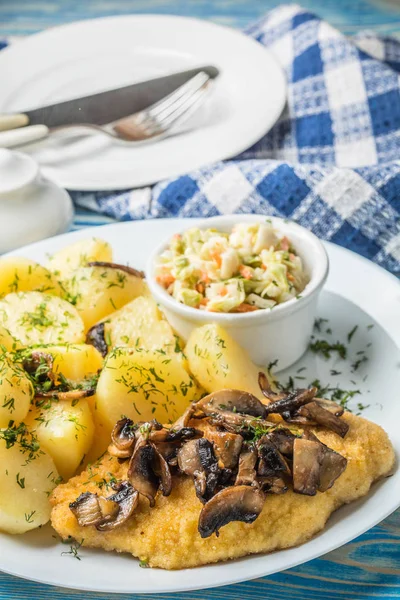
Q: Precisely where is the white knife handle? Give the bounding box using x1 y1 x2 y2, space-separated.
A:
0 125 49 148
0 113 30 131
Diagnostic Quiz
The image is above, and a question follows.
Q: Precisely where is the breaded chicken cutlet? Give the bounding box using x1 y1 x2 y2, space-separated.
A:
50 387 395 570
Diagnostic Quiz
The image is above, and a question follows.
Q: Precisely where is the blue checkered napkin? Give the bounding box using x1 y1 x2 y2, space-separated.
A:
72 4 400 276
3 5 398 275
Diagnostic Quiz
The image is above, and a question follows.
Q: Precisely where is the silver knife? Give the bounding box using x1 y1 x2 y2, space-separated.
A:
0 65 219 132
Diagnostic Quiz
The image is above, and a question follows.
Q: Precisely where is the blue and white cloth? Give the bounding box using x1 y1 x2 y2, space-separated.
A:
4 4 400 276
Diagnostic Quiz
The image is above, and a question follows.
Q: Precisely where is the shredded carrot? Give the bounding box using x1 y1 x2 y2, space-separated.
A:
220 288 228 296
196 283 205 294
239 265 253 280
234 303 259 313
200 270 210 284
210 251 222 267
156 273 175 287
287 273 295 282
280 236 290 251
200 297 209 306
172 233 182 240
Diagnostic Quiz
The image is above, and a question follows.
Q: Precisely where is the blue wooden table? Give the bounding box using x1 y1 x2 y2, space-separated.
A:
1 1 400 598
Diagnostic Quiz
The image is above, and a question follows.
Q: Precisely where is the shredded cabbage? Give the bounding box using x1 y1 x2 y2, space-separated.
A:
155 222 308 312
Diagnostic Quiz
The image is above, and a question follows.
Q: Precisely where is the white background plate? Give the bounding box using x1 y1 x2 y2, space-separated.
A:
1 219 399 594
0 16 286 190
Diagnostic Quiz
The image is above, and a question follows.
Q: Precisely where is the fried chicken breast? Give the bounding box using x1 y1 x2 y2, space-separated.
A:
50 412 394 569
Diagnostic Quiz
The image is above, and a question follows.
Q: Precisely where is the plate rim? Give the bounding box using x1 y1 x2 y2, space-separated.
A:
0 15 287 191
0 218 399 594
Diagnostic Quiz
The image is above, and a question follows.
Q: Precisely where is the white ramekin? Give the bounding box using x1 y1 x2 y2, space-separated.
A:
146 215 329 371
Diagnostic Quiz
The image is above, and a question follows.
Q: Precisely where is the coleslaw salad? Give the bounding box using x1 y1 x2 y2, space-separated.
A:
154 222 308 313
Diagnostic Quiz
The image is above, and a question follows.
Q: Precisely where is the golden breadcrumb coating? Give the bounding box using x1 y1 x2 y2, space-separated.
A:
50 412 395 569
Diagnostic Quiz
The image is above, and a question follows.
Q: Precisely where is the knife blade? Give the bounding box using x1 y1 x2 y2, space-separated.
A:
0 66 219 131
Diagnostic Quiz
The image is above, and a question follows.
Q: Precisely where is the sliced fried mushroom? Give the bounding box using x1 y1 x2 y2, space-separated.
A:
196 438 220 501
292 437 323 496
318 446 347 492
198 485 266 538
257 436 291 478
97 482 139 531
258 372 285 400
257 476 288 494
164 427 200 443
35 388 95 401
108 418 137 459
178 438 220 503
87 261 145 279
23 351 55 383
127 422 174 504
69 491 119 528
152 441 179 466
170 403 197 430
263 387 318 416
297 401 349 438
207 410 256 432
86 322 108 357
203 428 242 469
198 389 267 418
196 397 274 435
302 430 347 491
266 428 296 456
146 426 171 444
177 439 202 476
128 441 159 506
281 412 314 426
151 443 172 497
315 398 344 416
235 445 257 486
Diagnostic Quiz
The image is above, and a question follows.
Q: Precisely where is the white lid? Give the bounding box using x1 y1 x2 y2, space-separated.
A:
0 148 39 194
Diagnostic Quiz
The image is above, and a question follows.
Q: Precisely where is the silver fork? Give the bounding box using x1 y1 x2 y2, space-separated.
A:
0 71 213 148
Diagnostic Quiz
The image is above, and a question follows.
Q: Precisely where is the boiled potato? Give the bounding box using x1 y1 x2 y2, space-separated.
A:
185 324 263 398
0 354 34 427
62 266 147 330
47 237 112 280
25 398 94 480
0 430 58 533
0 325 18 352
0 257 64 299
95 347 200 429
0 292 85 347
81 408 112 467
27 344 103 385
104 295 179 353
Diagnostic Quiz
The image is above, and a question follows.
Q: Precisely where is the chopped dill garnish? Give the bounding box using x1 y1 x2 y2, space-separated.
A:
0 421 42 463
347 325 358 343
309 339 347 360
61 538 84 560
16 472 25 488
351 355 369 372
310 379 361 410
267 359 279 371
24 510 36 523
356 402 370 415
314 318 328 332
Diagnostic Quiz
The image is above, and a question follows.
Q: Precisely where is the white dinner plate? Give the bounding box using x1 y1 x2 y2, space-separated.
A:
0 16 286 190
1 219 399 594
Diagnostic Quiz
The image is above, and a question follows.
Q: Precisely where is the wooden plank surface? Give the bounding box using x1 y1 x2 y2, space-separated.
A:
0 1 399 598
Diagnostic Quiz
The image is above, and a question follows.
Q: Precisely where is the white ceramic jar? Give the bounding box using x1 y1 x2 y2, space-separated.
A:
147 214 329 371
0 149 73 253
